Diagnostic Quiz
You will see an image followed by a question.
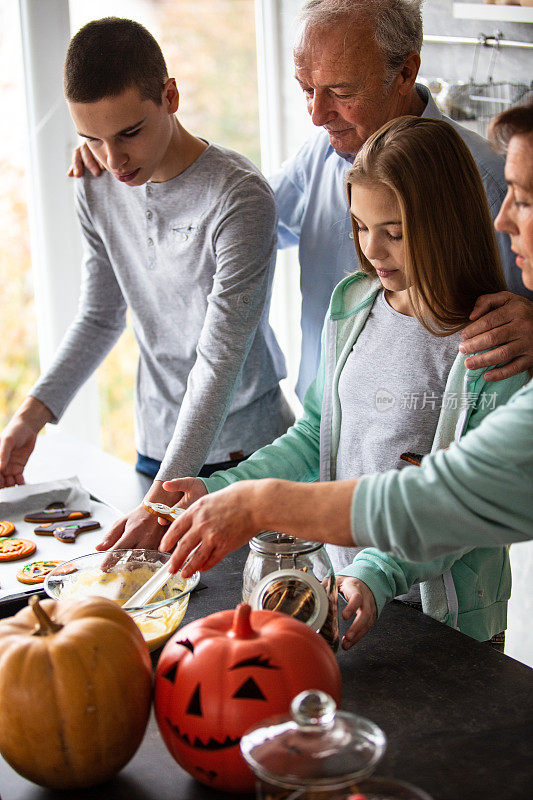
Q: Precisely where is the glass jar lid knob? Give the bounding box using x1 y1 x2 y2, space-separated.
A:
291 690 336 728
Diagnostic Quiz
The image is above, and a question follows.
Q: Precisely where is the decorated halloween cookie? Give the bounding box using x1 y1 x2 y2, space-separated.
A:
16 561 65 585
24 502 90 523
0 539 36 562
0 521 15 537
34 519 101 542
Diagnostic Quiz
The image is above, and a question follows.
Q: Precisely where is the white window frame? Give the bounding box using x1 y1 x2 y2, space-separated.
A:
18 0 101 445
255 0 303 414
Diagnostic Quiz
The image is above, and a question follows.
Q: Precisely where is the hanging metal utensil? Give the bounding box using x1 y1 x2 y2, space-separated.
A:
466 32 530 136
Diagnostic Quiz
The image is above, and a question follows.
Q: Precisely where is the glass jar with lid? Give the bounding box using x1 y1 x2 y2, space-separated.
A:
240 690 387 800
242 532 339 650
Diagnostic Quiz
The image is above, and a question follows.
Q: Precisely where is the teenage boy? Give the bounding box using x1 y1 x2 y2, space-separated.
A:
0 18 293 551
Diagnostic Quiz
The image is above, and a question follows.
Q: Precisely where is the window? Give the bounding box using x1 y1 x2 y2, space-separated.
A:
0 0 38 431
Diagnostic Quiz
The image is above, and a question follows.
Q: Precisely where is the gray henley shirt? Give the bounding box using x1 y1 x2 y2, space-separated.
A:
31 143 293 480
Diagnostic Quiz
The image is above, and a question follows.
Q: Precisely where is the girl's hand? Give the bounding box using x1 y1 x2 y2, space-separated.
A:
162 477 208 511
337 575 377 650
159 480 263 578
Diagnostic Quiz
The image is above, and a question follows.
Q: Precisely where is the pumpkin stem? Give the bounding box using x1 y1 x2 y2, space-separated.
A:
230 603 257 640
29 595 63 636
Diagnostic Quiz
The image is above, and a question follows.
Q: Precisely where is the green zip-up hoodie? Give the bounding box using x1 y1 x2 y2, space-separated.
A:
203 273 528 641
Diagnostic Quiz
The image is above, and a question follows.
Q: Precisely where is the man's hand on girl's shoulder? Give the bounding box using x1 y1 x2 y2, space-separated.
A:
459 292 533 381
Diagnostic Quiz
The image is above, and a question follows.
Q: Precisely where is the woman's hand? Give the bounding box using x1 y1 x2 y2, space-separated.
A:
159 480 264 578
337 575 377 650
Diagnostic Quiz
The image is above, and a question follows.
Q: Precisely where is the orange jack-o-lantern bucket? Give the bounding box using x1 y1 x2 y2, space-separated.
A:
154 603 342 793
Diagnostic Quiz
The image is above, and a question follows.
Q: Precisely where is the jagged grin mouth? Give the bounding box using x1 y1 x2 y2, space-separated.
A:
165 717 240 750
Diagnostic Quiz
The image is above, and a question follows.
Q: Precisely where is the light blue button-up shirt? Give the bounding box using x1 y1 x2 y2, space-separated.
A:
271 84 531 399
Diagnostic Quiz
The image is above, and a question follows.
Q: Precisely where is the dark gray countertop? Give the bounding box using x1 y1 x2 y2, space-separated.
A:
1 432 532 800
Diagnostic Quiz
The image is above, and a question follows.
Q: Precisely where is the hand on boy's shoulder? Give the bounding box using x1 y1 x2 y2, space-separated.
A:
459 292 533 381
68 142 104 178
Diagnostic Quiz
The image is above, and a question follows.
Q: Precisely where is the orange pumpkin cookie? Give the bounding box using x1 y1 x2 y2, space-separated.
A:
16 560 65 585
0 538 36 562
0 521 15 537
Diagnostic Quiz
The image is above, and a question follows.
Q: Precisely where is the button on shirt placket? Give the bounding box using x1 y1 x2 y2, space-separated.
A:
146 185 156 270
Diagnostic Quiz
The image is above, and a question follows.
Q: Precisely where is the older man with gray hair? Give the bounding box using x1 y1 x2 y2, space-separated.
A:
271 0 533 396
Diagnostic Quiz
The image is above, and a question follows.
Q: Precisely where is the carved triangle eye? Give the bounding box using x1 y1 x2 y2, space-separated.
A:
186 683 202 716
163 663 178 683
233 677 266 701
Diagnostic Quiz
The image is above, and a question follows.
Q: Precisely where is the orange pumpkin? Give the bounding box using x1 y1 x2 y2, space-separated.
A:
154 603 341 793
0 595 152 790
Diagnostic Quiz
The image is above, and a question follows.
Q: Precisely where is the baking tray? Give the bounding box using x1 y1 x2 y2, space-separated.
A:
0 492 122 615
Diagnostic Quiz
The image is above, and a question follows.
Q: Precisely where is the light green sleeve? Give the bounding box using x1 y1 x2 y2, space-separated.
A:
351 381 533 561
464 366 528 432
337 547 470 616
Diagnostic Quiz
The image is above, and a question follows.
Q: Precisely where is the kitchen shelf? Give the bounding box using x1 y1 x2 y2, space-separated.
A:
453 3 533 23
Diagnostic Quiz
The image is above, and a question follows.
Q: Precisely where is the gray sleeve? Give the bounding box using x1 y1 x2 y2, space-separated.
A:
156 174 278 480
351 386 533 561
30 182 127 421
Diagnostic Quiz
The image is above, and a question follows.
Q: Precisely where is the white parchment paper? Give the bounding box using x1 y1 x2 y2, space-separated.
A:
0 478 122 600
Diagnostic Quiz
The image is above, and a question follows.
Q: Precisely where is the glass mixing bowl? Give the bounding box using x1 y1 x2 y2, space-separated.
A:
44 549 199 651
